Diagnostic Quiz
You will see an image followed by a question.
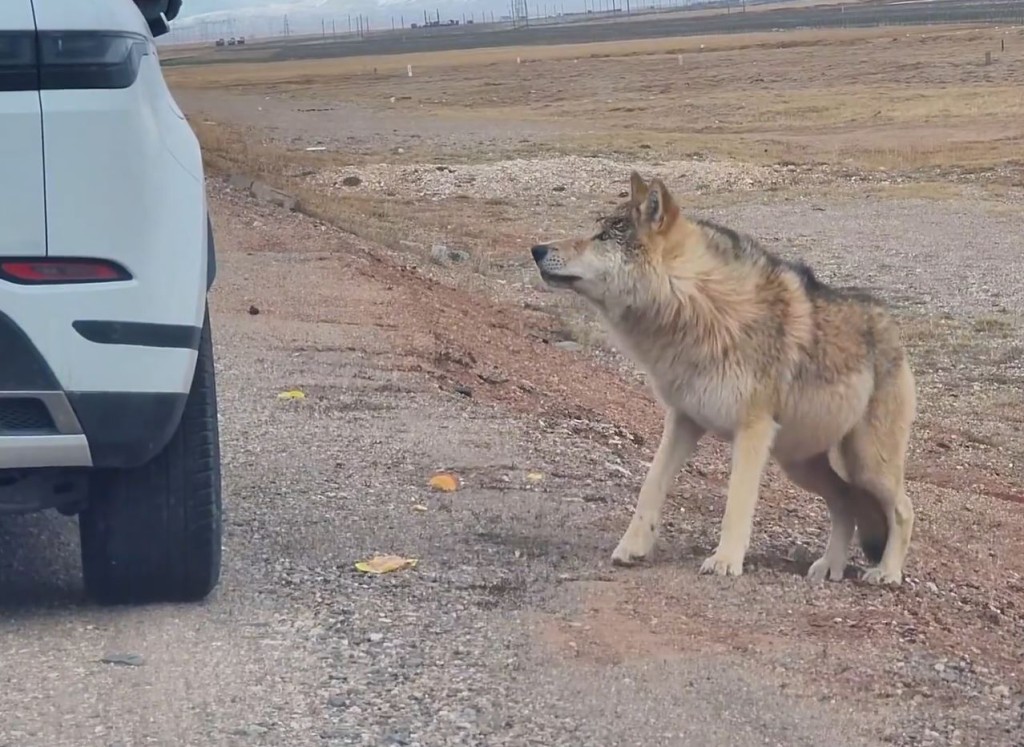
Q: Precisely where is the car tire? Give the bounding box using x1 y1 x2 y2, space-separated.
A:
79 306 223 605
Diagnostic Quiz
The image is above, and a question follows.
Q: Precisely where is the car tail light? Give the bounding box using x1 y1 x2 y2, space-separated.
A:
38 32 150 90
0 31 150 93
0 259 132 285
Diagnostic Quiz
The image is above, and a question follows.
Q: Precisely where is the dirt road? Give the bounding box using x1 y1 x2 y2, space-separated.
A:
0 183 908 747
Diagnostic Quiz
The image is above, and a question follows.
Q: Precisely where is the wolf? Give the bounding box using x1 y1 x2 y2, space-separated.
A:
529 171 917 585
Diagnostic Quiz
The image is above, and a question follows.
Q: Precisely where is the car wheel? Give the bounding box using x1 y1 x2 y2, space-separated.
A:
79 306 223 605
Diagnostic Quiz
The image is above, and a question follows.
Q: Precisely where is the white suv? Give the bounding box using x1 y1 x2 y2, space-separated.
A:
0 0 221 605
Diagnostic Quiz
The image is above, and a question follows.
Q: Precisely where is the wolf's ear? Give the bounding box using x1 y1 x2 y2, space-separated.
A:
639 178 676 232
629 170 649 204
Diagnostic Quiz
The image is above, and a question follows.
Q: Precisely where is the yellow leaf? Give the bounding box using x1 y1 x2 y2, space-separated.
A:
277 389 306 400
526 471 545 483
428 473 459 492
355 554 418 574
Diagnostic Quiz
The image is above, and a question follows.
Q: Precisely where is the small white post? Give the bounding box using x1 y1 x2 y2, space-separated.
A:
516 56 521 64
407 64 413 77
677 54 682 66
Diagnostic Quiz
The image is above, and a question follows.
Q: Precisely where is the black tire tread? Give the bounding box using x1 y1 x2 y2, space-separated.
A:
79 308 222 605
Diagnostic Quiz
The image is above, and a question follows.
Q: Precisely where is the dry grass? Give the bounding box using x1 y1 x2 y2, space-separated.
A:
165 24 980 82
171 24 1024 172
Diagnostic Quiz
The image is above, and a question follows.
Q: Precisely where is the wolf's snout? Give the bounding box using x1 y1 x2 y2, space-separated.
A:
531 244 551 264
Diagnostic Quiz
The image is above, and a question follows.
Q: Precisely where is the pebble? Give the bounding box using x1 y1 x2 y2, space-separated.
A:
430 244 470 264
100 653 145 667
368 632 384 643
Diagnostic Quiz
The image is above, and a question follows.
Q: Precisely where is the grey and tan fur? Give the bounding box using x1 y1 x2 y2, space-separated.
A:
530 171 917 585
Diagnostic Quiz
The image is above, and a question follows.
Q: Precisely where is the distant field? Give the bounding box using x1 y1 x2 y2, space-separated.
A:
168 23 1024 172
162 0 1024 65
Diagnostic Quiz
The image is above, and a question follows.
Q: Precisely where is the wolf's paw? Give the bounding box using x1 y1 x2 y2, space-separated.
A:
807 556 846 583
611 523 655 567
699 550 744 577
862 566 903 586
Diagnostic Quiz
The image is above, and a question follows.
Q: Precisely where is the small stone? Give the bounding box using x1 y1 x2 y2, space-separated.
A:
553 340 582 352
368 632 384 643
228 173 254 191
925 581 939 593
992 684 1010 698
100 653 144 667
934 662 945 673
250 181 298 211
231 725 268 737
248 305 260 315
341 175 362 187
327 694 346 707
430 245 470 264
552 185 566 192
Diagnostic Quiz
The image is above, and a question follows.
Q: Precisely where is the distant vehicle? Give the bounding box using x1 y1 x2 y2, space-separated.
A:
227 36 236 45
215 37 225 46
237 35 245 44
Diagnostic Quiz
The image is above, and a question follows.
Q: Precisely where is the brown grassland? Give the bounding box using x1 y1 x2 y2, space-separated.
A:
167 21 1024 743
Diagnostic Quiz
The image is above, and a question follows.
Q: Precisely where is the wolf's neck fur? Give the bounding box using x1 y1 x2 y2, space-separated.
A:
603 221 765 368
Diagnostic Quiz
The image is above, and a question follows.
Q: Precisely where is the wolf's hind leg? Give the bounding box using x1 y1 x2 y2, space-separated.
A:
612 411 704 566
782 453 856 582
842 358 916 586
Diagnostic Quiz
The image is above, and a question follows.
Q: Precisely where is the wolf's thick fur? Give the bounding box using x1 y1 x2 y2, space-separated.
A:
530 172 916 585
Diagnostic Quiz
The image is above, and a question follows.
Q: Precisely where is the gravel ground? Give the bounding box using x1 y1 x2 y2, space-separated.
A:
0 188 898 747
2 185 1020 745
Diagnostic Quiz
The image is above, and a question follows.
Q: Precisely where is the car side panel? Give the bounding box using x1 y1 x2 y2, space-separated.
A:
24 0 208 395
0 1 46 257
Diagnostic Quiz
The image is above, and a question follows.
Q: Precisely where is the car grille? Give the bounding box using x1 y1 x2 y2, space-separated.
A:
0 398 57 435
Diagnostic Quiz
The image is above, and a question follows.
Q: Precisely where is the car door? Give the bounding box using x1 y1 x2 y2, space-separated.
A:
0 1 46 257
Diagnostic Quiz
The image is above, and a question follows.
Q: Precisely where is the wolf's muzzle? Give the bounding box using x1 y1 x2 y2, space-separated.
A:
531 244 552 264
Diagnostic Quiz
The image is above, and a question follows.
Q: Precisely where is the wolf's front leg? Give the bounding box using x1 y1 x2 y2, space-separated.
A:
700 416 778 577
612 411 704 566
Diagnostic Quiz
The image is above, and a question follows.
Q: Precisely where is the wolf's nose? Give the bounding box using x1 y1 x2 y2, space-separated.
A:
531 244 550 263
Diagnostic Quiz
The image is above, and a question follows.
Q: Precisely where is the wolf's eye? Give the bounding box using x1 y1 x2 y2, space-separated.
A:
596 231 611 242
